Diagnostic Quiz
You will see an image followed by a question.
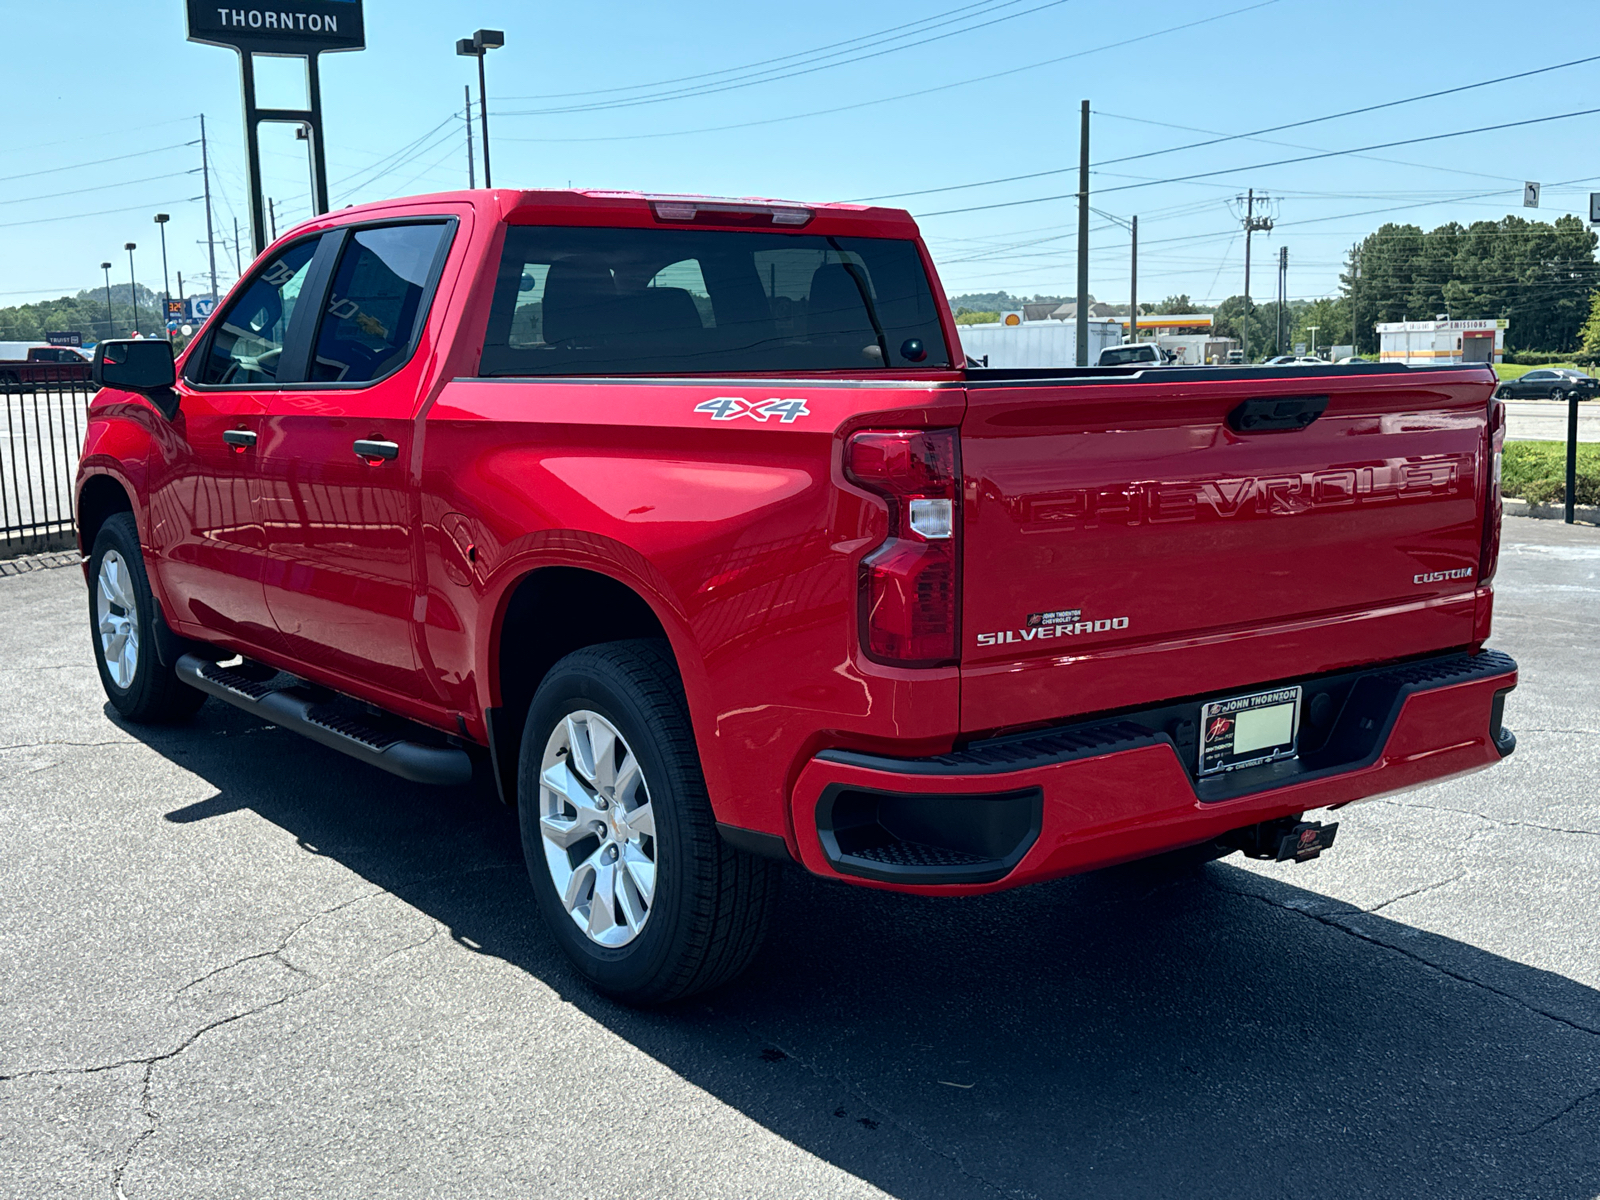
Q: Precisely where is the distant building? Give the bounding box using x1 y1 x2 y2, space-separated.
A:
1376 318 1505 365
1115 313 1234 365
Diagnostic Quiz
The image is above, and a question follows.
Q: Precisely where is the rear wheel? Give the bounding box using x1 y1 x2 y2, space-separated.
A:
1551 386 1569 402
88 513 206 723
517 639 781 1004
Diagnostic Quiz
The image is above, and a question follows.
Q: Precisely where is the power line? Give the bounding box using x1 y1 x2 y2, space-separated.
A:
0 196 203 231
499 0 1024 101
494 0 1277 143
0 170 199 209
498 0 1072 116
860 52 1600 205
916 106 1600 217
0 142 195 187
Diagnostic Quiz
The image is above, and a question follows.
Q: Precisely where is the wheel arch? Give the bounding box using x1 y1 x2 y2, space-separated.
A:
482 561 695 806
76 470 135 559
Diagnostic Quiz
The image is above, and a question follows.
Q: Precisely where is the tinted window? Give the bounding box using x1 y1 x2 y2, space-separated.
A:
1099 346 1154 365
481 225 948 376
1522 371 1552 381
197 238 319 385
310 223 449 383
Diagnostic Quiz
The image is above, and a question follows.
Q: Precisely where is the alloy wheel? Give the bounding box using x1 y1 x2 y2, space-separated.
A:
96 549 139 689
538 710 657 947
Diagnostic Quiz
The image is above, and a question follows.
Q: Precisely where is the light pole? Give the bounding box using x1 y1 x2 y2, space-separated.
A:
1306 325 1320 358
125 243 139 336
154 214 172 339
457 29 504 188
101 262 114 340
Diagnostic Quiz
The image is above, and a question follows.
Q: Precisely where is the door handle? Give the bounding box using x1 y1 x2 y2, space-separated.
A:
1227 395 1329 433
222 428 257 448
353 438 400 462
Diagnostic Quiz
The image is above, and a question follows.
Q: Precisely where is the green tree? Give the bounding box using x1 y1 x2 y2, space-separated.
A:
1579 290 1600 362
1343 214 1598 353
1153 294 1199 314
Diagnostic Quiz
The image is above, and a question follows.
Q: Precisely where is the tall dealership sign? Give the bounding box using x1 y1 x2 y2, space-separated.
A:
186 1 365 257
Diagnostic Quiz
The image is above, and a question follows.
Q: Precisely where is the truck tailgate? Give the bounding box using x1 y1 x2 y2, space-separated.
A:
959 367 1493 734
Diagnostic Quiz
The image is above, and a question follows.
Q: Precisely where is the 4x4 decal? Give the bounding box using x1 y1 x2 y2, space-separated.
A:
694 396 811 423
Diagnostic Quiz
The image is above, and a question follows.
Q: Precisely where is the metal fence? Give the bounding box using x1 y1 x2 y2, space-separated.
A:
1 369 90 550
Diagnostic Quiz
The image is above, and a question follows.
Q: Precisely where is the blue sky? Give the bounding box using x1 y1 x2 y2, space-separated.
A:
2 0 1597 310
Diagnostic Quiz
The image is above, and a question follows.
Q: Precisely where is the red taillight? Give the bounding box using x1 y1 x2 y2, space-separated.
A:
1479 398 1505 585
844 429 959 666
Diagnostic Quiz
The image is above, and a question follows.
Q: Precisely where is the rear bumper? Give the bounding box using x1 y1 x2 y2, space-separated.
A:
790 650 1517 894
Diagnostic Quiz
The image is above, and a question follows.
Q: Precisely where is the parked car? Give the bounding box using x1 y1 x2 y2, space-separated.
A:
1495 367 1598 401
1096 342 1165 368
0 342 94 388
77 188 1518 1004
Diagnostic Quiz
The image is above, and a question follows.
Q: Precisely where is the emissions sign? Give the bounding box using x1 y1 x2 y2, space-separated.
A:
186 0 364 54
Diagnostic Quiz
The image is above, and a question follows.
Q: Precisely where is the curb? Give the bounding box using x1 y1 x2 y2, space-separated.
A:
1504 496 1600 526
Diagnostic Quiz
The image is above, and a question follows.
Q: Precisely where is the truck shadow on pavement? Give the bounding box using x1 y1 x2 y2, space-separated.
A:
142 701 1600 1200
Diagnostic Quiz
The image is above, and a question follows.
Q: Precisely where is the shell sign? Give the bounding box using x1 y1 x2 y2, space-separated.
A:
1002 311 1023 326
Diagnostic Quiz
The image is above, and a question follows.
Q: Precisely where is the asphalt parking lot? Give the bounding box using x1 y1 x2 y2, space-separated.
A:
2 517 1597 1200
1506 398 1600 443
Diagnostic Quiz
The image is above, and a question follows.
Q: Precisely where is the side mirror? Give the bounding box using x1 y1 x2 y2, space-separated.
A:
93 339 178 419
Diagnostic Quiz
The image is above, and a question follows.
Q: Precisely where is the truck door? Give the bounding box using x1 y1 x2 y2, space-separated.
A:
255 219 456 704
151 235 322 652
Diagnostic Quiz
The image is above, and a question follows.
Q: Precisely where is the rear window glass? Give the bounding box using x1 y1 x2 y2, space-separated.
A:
480 225 948 375
1099 345 1155 365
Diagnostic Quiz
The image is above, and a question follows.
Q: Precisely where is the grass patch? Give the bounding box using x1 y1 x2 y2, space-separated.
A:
1495 362 1583 381
1502 439 1600 505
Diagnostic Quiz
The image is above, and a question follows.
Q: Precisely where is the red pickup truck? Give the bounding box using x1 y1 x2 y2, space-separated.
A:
77 189 1516 1003
0 342 94 388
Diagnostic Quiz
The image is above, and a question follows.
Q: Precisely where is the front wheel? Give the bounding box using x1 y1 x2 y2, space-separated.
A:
88 513 206 723
517 639 781 1004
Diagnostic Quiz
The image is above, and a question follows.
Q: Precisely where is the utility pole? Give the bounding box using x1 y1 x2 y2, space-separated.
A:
464 84 476 188
233 218 243 275
200 115 219 304
1237 189 1274 362
1129 214 1138 345
1350 244 1361 355
1277 246 1288 355
1076 99 1090 366
268 197 277 243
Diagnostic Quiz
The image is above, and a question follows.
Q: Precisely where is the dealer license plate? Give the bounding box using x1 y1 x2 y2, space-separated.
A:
1199 685 1303 776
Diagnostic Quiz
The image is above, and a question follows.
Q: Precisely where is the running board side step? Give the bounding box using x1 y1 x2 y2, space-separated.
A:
175 653 473 787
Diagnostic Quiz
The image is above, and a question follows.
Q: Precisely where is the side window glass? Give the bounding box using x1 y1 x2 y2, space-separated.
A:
197 238 319 385
509 263 552 347
310 224 448 383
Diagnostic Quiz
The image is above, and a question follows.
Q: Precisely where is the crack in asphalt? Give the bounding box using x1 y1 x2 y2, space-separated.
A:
1207 879 1600 1040
1515 1082 1600 1137
1382 797 1600 839
1362 873 1467 914
0 740 137 751
744 1025 1028 1200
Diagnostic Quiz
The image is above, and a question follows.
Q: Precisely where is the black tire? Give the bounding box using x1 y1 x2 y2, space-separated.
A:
517 639 780 1004
1551 387 1568 402
87 512 206 723
1493 384 1510 399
